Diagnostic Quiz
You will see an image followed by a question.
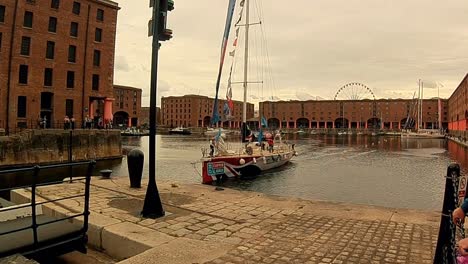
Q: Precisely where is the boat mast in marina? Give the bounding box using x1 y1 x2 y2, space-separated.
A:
242 0 249 128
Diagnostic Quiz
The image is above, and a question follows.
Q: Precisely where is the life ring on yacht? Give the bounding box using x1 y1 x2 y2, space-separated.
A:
239 158 246 165
246 146 253 155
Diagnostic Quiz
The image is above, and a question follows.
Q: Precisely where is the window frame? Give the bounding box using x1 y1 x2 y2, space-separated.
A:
72 2 81 15
93 50 101 67
95 28 102 42
66 71 75 88
65 99 74 117
17 96 27 118
19 65 29 84
46 41 55 60
20 36 31 56
70 22 79 37
50 0 60 9
96 9 104 22
44 68 53 87
0 5 5 23
68 45 76 63
92 74 99 90
23 11 33 28
48 17 57 33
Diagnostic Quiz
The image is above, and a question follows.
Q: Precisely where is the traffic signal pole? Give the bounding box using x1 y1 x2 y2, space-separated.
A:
141 0 165 218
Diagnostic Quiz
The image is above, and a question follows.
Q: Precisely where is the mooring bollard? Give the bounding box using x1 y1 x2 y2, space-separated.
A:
100 169 113 179
127 149 144 188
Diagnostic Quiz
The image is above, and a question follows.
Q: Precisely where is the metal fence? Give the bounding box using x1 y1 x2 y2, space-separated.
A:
0 161 95 259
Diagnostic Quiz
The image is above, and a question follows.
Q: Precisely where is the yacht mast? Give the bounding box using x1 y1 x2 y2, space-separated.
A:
418 79 421 130
242 0 250 124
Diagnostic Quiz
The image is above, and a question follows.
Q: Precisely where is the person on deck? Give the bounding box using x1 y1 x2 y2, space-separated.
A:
453 199 468 260
209 138 216 157
267 138 274 153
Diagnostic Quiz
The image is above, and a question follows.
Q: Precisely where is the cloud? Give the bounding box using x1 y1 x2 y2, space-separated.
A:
113 0 468 108
115 56 130 72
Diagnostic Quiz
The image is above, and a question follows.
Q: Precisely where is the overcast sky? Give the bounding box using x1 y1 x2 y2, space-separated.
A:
113 0 468 107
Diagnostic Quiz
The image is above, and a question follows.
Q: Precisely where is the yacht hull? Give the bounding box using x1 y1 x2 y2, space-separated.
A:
201 151 295 184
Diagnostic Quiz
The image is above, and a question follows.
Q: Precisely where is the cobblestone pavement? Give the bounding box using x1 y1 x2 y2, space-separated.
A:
26 178 439 264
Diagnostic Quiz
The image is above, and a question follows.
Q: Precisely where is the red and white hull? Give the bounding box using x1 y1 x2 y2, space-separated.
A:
201 150 296 184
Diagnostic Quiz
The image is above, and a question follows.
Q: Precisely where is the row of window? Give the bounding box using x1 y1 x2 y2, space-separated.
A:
16 96 74 118
0 2 104 24
120 91 138 97
47 17 103 41
17 37 101 66
18 64 100 90
0 30 102 56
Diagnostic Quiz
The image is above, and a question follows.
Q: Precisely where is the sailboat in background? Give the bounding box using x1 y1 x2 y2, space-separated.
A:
200 0 297 185
401 80 445 139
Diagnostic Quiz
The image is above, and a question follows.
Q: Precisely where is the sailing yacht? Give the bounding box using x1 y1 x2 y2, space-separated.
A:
200 0 297 185
401 80 445 139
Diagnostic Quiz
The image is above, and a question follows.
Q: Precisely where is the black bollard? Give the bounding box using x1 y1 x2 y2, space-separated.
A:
127 149 144 188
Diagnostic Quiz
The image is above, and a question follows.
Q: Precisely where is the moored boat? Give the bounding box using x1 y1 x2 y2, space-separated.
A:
200 0 296 184
401 129 445 139
204 127 226 138
169 126 192 135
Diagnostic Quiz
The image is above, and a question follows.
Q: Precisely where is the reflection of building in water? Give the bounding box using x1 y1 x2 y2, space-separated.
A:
447 140 468 172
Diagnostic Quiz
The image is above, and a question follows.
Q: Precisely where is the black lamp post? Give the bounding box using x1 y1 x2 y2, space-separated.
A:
141 0 165 218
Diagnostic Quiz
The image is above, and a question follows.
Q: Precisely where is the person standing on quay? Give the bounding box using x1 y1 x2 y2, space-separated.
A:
70 117 75 130
64 116 70 130
452 200 468 261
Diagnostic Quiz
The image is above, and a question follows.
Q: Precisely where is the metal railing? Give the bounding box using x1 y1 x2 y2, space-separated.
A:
0 160 95 259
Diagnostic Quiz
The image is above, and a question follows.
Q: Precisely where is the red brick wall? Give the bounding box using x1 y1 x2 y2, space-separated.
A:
259 98 447 129
140 107 161 126
161 95 254 128
0 0 119 132
448 74 468 131
113 85 142 126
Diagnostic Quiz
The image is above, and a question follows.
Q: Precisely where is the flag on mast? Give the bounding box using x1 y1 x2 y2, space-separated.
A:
211 0 237 125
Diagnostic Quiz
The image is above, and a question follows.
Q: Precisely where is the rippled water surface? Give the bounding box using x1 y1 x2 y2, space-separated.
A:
109 134 468 211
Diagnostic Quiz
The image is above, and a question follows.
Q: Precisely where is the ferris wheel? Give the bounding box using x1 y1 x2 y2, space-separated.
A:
334 82 376 100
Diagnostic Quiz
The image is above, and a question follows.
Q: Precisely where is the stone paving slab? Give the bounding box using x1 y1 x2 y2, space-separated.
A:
10 177 441 264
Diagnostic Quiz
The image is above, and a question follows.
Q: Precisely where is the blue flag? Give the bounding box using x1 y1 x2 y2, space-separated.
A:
258 128 263 143
261 117 268 128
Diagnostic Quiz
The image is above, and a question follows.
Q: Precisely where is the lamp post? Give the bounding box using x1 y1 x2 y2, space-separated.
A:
141 0 166 218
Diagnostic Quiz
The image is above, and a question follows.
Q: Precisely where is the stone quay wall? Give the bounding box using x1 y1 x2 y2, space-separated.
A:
449 130 468 141
0 129 122 168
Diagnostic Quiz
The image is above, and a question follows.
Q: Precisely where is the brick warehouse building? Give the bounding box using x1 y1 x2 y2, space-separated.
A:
0 0 119 133
140 106 161 126
161 95 449 130
448 74 468 131
113 85 141 128
259 98 448 130
161 95 254 128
